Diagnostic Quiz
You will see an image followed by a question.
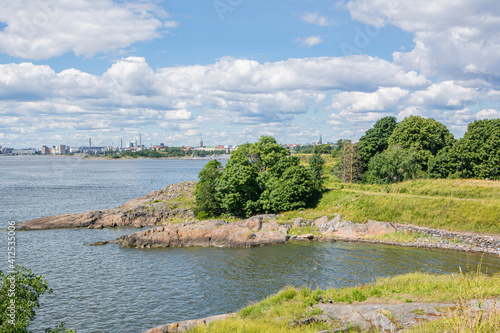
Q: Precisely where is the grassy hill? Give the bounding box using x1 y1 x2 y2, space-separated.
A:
277 178 500 234
283 154 500 234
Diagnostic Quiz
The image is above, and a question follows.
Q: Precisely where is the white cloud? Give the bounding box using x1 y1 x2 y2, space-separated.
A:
2 55 497 147
331 87 409 113
302 12 336 26
0 0 168 59
296 36 323 47
476 109 500 120
346 0 500 82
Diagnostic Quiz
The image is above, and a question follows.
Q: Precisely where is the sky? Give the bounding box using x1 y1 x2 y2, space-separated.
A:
0 0 499 148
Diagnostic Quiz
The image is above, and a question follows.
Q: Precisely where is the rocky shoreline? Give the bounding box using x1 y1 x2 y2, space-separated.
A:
142 298 500 333
16 181 500 255
16 181 197 230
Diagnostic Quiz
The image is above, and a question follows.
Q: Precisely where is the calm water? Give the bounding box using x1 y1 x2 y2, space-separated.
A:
1 156 499 333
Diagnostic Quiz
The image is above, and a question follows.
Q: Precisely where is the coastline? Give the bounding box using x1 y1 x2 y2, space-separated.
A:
17 180 500 256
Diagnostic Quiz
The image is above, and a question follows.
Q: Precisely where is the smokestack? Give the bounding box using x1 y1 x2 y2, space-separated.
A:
121 138 123 148
89 138 91 149
140 133 141 148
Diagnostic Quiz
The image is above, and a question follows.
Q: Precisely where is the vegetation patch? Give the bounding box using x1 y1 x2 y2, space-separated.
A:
186 268 500 333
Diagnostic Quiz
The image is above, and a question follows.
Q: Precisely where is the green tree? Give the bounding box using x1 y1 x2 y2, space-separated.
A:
451 119 500 179
259 156 314 213
364 145 422 183
312 144 331 155
0 266 75 333
387 116 455 170
308 153 325 189
215 145 261 217
247 136 288 172
427 146 455 179
357 116 397 169
194 159 223 217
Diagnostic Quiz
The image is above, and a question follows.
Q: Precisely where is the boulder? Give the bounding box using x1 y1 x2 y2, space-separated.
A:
293 217 303 228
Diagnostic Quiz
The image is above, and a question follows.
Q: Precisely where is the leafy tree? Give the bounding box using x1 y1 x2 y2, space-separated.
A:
215 145 261 217
198 136 320 217
259 156 314 213
427 146 455 179
331 139 346 158
294 145 314 154
194 160 223 217
451 119 500 179
312 144 331 155
0 266 75 333
357 116 397 169
387 116 455 170
364 145 422 183
247 136 288 172
308 153 325 189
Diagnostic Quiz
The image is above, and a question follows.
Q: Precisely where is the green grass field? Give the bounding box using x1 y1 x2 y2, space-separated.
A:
286 159 500 234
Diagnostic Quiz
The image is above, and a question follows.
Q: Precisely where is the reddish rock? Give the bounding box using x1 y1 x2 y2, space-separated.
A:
17 182 197 230
118 220 289 248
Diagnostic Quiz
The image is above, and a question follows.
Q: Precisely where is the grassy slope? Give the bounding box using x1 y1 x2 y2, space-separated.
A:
279 157 500 234
187 270 500 333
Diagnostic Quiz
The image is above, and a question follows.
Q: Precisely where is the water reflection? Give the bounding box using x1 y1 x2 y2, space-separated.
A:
15 228 500 333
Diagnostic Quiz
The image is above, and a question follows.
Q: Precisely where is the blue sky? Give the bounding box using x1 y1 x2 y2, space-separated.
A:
0 0 499 148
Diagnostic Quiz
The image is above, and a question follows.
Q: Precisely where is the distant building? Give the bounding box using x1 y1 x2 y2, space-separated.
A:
0 147 13 155
58 145 66 155
12 149 37 155
41 146 50 154
69 147 81 153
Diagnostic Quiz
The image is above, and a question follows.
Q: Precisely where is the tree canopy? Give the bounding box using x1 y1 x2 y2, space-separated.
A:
357 116 397 169
387 115 455 170
195 136 320 217
334 116 498 183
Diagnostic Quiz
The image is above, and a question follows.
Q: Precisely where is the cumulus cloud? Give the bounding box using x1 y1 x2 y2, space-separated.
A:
296 36 323 47
0 56 433 146
476 109 500 120
0 0 170 59
302 12 336 26
331 87 409 113
346 0 500 82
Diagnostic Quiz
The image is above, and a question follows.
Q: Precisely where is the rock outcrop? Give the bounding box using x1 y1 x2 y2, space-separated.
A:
17 182 197 230
118 219 289 248
143 313 234 333
313 215 396 238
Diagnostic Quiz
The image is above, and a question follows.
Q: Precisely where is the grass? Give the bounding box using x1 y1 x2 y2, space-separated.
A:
155 178 500 234
187 269 500 333
325 178 500 200
368 230 465 245
277 184 500 234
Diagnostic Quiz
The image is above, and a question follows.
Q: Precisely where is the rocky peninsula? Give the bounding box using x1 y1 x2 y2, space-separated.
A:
16 181 500 255
17 181 197 230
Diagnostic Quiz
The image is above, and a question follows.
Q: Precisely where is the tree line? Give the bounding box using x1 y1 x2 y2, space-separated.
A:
195 116 498 218
332 116 499 183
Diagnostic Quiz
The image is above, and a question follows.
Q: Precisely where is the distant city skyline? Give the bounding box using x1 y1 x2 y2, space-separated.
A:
1 1 499 148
